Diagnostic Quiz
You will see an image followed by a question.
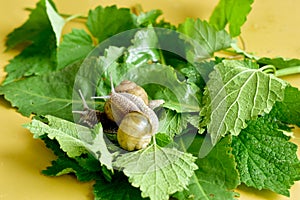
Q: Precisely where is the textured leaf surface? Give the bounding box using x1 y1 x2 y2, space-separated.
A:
232 115 300 196
3 0 57 84
178 18 232 61
57 29 94 69
114 144 198 200
200 60 287 144
270 86 300 127
25 116 113 169
0 62 80 121
209 0 254 37
174 135 240 200
86 5 136 43
93 175 145 200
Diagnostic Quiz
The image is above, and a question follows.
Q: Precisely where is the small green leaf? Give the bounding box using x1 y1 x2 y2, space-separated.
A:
178 18 232 61
135 9 163 26
232 115 300 196
200 60 287 145
57 29 94 69
45 0 65 46
114 144 198 200
258 57 300 69
209 0 254 37
86 5 136 43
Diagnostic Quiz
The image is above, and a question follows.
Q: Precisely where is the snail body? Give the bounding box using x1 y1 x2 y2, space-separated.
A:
93 78 163 151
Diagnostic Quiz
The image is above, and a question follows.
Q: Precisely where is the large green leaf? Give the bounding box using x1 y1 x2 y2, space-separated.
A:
232 115 300 196
0 62 80 121
209 0 254 37
3 0 58 84
114 144 198 200
178 18 232 62
200 60 287 145
57 29 94 69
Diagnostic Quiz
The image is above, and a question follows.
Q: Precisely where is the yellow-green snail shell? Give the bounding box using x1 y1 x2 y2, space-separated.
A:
117 111 153 151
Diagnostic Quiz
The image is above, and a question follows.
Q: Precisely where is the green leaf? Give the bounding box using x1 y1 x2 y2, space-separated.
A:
135 9 163 26
232 115 300 196
42 137 102 182
24 115 90 157
178 18 232 62
125 63 200 112
3 33 57 84
174 135 240 200
3 0 58 84
209 0 254 37
24 115 113 170
270 86 300 127
57 29 94 69
125 26 161 66
93 174 145 200
200 60 287 145
258 57 300 69
5 0 54 50
45 0 65 46
157 109 189 137
86 5 136 43
114 144 198 200
0 62 80 120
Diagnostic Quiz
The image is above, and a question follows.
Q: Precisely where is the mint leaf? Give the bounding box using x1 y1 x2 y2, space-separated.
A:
57 29 94 69
232 115 300 196
209 0 254 37
24 115 113 169
174 135 240 200
270 86 300 127
0 62 80 120
114 144 198 200
200 60 287 144
86 5 136 43
45 0 65 46
93 174 145 200
178 18 232 61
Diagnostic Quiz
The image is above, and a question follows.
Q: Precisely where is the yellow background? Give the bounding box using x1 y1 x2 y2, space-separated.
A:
0 0 299 199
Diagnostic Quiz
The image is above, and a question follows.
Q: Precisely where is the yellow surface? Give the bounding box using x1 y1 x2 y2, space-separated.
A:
0 0 300 199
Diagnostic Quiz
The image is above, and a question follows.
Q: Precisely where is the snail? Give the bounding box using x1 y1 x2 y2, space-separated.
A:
74 78 164 151
93 78 164 151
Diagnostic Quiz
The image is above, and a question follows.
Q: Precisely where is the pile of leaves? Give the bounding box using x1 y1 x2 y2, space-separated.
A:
1 0 300 199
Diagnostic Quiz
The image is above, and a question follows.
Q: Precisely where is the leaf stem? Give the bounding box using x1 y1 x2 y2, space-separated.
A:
275 66 300 77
